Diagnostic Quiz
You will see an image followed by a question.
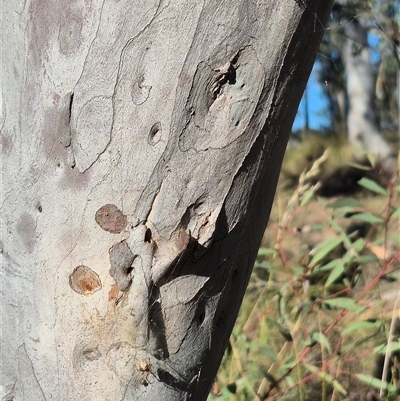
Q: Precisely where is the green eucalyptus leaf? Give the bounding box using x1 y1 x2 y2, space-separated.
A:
300 189 315 206
304 364 347 395
325 260 345 286
358 177 388 195
349 212 384 224
309 237 343 266
343 320 382 335
346 161 371 171
354 255 377 264
356 374 400 394
322 297 364 312
258 248 278 257
326 198 363 209
391 206 400 219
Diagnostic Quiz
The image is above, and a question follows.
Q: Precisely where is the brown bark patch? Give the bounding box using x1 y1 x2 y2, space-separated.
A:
95 204 127 234
69 265 102 295
108 284 120 301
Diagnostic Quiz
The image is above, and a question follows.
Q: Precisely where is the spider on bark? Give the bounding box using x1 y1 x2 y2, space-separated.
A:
136 359 153 386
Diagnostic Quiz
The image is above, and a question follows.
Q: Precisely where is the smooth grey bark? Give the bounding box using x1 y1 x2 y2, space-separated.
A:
1 1 332 400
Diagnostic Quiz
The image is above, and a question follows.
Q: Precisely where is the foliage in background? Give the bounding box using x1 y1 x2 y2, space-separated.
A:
208 147 400 401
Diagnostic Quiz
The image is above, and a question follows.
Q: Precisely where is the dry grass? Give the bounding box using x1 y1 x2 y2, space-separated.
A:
209 135 400 401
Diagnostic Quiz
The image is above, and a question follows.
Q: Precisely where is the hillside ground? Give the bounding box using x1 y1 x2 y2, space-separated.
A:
209 131 400 401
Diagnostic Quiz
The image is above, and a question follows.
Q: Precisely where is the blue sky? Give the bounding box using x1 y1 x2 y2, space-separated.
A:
292 60 331 132
293 32 381 132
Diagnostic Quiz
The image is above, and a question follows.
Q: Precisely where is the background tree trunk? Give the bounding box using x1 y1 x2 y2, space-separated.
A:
337 0 397 173
1 1 332 400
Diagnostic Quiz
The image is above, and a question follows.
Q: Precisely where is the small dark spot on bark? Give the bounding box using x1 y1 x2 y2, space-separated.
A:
69 265 102 296
95 204 127 234
36 203 42 213
147 122 162 145
55 158 62 169
68 92 74 123
144 228 152 243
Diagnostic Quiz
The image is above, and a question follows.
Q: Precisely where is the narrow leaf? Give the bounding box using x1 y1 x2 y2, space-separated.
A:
329 218 352 248
258 248 278 257
322 297 365 312
309 237 343 266
300 189 315 206
331 377 348 395
326 198 363 209
314 332 332 354
356 374 400 394
391 206 400 219
366 152 376 167
350 238 364 253
285 376 295 387
310 223 325 231
304 364 347 395
343 320 382 335
349 212 384 224
358 177 388 195
332 206 356 218
319 258 341 272
255 260 271 270
390 234 400 243
346 161 371 171
374 341 400 355
325 260 345 286
354 255 377 264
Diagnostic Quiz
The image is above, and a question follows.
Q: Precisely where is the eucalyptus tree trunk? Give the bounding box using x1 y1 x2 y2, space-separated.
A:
337 0 397 173
1 1 332 400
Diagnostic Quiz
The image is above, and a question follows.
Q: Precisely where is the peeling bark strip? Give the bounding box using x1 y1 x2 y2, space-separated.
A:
2 1 333 400
109 240 135 291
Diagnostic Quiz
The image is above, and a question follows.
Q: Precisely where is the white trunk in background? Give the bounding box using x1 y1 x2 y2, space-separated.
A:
1 1 332 400
339 1 397 172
